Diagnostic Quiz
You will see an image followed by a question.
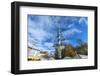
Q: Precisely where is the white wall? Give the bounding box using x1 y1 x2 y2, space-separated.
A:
0 0 99 76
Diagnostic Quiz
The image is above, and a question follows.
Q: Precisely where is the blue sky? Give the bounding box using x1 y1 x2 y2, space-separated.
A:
28 15 88 53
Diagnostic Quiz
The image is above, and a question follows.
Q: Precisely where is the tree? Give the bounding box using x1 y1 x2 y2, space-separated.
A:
76 39 88 55
62 45 77 58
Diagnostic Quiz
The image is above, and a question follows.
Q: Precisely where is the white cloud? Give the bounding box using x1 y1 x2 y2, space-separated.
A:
68 24 74 28
44 42 53 47
79 17 87 25
63 28 82 36
33 43 54 52
29 28 47 41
